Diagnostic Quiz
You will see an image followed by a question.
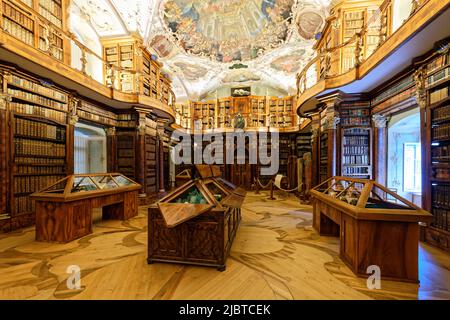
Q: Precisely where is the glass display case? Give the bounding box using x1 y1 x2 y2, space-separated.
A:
148 165 246 271
32 174 140 200
310 176 432 283
313 176 420 210
31 174 141 243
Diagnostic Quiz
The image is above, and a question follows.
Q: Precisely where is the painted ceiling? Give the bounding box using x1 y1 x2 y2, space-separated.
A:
70 0 332 101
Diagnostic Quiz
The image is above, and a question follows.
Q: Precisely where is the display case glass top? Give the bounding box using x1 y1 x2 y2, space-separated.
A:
311 176 433 222
31 173 141 201
157 167 247 228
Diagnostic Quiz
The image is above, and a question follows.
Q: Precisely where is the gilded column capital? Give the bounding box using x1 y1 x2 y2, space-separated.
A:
372 114 388 129
105 127 116 137
311 127 320 140
325 116 340 130
68 114 79 126
0 93 11 110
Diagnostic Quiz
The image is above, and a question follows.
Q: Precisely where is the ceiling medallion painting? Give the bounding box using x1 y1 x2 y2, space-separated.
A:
296 9 325 39
162 0 296 63
270 49 306 73
150 35 175 58
173 61 209 81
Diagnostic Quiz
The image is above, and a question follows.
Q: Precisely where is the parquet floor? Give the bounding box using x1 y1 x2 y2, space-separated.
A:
0 192 449 300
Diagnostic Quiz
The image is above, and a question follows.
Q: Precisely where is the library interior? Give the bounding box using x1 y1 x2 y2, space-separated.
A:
0 0 449 300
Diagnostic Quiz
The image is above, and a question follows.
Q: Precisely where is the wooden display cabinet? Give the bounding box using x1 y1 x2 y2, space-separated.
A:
31 173 141 243
311 176 432 283
148 165 246 271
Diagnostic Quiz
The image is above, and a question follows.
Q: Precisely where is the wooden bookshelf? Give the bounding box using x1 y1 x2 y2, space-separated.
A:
103 39 136 93
342 10 364 72
341 128 372 179
38 0 63 29
423 48 450 251
296 129 312 159
279 135 290 177
339 101 372 179
2 1 35 46
116 129 137 180
6 72 69 220
193 101 216 130
249 97 267 128
312 1 385 75
177 96 297 131
77 100 118 127
319 132 328 184
38 24 63 61
145 135 157 194
217 99 231 129
175 103 192 129
268 97 294 128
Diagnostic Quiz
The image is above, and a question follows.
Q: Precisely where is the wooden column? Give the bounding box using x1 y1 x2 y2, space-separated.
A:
67 96 79 176
327 116 340 178
157 122 167 197
311 113 321 187
105 127 117 173
372 114 388 186
0 89 11 219
415 66 430 212
136 109 151 197
323 104 340 178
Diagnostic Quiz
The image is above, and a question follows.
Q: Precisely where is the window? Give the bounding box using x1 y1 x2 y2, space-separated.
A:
404 142 421 192
74 135 89 174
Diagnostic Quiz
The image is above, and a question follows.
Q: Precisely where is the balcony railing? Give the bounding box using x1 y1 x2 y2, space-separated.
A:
0 0 176 113
296 0 428 100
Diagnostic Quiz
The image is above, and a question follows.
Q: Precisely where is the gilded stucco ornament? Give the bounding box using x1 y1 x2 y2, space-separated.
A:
0 93 11 111
414 66 427 109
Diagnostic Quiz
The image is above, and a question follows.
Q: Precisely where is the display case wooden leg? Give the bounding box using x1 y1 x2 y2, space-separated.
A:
217 265 226 272
268 180 275 200
147 258 154 265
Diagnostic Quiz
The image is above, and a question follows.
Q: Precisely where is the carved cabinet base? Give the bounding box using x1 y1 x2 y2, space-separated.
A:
148 206 241 271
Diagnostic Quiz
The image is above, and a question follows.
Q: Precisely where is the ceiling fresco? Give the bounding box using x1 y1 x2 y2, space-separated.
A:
162 0 296 62
70 0 332 101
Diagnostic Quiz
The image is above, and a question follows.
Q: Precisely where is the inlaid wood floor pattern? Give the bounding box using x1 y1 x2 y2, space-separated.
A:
0 192 449 300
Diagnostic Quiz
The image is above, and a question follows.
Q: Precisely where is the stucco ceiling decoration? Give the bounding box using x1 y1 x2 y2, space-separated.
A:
69 0 331 101
151 0 331 101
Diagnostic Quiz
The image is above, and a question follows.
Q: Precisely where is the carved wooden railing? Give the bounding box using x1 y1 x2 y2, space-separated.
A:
0 0 176 111
296 0 428 99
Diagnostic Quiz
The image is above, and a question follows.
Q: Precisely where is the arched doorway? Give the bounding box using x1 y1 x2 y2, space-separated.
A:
387 109 422 206
74 122 107 174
